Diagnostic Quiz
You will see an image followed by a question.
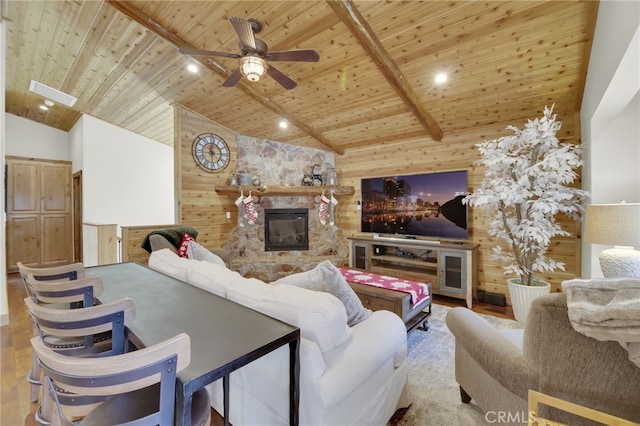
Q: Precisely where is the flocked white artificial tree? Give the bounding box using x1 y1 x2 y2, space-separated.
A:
464 105 589 287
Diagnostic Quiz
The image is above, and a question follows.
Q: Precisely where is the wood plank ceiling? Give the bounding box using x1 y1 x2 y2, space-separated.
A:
4 1 598 153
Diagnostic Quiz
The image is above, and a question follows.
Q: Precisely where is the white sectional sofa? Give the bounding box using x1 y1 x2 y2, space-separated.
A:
148 248 410 426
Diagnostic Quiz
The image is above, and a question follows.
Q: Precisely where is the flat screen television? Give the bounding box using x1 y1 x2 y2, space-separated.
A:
361 170 468 240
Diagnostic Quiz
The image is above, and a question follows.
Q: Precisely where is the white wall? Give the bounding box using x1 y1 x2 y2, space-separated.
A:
69 114 84 173
591 93 640 203
581 0 640 277
1 20 8 326
73 114 174 265
5 113 70 160
4 112 174 300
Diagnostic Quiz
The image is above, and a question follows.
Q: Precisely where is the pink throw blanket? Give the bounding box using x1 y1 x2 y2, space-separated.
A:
338 267 430 308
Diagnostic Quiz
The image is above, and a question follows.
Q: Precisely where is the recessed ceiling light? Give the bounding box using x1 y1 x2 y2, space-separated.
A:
187 64 198 73
39 105 49 111
44 99 55 107
435 73 448 84
279 120 288 129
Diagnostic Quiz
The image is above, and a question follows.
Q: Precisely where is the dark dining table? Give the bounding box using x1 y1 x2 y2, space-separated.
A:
87 262 300 426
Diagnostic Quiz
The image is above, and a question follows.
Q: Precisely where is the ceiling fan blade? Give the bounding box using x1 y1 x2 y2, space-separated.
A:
267 66 298 90
229 16 256 50
265 49 320 62
222 69 243 87
178 48 240 59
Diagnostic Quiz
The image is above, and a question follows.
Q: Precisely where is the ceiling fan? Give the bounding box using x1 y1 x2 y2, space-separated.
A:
179 16 320 90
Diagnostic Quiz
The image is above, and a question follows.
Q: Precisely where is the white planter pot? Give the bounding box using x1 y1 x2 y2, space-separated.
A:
508 278 551 324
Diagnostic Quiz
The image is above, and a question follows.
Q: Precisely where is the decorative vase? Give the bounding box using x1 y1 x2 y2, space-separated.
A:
508 278 551 324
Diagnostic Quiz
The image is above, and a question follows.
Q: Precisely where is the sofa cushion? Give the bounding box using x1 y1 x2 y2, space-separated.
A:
152 250 352 354
187 259 263 296
272 260 372 326
187 240 225 266
227 282 352 353
149 234 178 253
148 249 192 282
185 261 232 297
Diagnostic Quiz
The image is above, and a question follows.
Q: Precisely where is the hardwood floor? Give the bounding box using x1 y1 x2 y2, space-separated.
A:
1 273 39 426
1 273 513 425
431 293 515 320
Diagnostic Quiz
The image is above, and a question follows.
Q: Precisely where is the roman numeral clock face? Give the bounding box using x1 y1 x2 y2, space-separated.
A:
191 133 230 173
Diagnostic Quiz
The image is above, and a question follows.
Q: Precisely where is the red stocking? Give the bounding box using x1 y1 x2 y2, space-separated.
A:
243 193 258 225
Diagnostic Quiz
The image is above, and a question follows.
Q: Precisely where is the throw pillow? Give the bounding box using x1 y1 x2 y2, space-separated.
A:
187 240 225 266
178 234 194 258
272 260 372 326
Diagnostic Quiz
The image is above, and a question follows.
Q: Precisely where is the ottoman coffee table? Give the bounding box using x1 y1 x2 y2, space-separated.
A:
340 268 431 332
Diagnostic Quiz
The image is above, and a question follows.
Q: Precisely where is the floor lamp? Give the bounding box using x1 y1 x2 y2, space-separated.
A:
584 203 640 278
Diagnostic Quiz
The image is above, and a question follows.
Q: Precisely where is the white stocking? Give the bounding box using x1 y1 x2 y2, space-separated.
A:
319 193 330 225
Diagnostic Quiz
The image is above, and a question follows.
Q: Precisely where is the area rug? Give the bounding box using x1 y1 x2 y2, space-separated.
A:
389 304 522 425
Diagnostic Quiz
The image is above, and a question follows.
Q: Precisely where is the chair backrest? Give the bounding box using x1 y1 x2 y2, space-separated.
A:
32 333 191 426
24 296 136 356
26 274 103 307
17 262 86 298
523 293 640 423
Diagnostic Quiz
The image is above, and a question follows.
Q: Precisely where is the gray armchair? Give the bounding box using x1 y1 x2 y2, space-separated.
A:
446 293 640 425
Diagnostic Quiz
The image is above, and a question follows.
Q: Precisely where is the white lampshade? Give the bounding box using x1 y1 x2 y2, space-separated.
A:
239 56 267 82
584 203 640 278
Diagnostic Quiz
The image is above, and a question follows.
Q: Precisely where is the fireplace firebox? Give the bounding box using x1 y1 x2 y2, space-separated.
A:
264 208 309 252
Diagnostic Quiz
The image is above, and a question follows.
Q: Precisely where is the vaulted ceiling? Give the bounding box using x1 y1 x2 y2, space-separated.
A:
4 1 598 154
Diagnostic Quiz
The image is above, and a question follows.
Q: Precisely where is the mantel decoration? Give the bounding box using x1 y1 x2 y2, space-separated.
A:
464 105 589 323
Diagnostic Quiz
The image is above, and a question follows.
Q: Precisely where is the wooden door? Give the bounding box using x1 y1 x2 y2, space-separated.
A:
5 157 73 271
7 161 39 213
73 171 83 263
41 215 73 267
6 160 40 268
40 163 73 266
6 215 40 267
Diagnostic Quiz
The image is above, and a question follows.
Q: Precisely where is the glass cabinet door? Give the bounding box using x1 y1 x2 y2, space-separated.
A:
439 251 466 294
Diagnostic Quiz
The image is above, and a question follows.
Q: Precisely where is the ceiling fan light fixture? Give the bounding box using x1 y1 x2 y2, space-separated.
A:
240 56 267 82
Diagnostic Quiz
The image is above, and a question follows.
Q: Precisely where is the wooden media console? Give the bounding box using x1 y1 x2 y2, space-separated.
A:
348 236 479 308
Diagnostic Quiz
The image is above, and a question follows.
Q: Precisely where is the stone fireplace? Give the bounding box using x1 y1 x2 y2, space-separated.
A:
226 195 348 282
224 136 349 282
264 208 309 252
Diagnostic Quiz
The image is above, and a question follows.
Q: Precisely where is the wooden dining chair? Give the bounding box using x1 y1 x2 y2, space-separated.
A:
25 296 137 425
24 273 106 405
32 333 211 426
17 262 86 299
24 296 135 357
26 273 104 308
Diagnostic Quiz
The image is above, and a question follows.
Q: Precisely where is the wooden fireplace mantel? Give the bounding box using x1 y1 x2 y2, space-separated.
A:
214 185 355 197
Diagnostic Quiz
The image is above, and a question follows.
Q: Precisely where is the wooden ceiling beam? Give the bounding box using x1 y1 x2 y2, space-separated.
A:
105 0 344 155
326 0 443 141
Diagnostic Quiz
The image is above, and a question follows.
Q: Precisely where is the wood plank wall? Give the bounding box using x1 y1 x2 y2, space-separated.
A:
175 105 238 250
174 104 583 302
121 224 177 264
336 114 583 300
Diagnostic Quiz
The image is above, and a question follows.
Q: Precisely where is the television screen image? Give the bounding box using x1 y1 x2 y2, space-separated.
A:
361 170 468 240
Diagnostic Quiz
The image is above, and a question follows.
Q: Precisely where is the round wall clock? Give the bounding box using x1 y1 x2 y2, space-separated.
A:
191 133 230 173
